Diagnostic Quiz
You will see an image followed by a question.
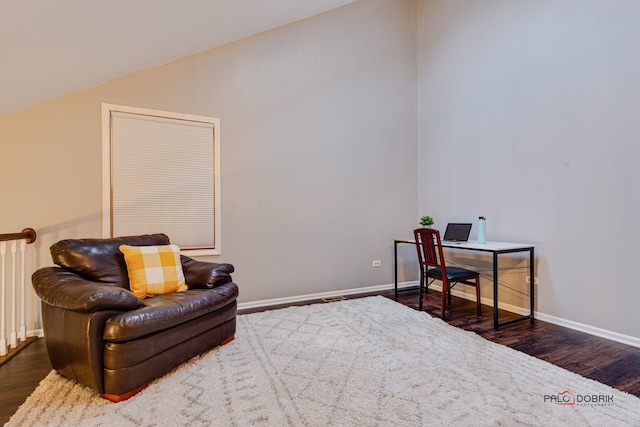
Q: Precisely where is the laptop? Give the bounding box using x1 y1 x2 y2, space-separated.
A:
442 223 472 243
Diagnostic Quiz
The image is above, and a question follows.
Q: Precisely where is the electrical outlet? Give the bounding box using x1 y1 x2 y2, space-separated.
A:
372 260 382 268
526 276 539 285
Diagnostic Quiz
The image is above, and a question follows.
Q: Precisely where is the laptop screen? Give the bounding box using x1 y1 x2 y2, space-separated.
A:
443 223 472 242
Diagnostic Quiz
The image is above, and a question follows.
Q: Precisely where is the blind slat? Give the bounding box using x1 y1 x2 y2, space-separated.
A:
110 111 217 249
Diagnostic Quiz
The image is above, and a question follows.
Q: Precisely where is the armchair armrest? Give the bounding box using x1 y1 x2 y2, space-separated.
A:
180 256 234 289
32 267 144 312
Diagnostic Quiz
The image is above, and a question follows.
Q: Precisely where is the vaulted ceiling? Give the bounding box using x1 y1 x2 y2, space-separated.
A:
0 0 356 117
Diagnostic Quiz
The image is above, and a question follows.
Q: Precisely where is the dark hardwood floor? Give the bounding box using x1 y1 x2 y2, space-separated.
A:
1 288 639 425
0 338 52 425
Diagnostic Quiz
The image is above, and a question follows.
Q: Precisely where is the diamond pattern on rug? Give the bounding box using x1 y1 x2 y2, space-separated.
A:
7 296 640 427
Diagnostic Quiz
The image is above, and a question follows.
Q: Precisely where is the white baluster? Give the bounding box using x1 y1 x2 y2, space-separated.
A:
0 241 7 356
19 239 27 342
10 240 18 348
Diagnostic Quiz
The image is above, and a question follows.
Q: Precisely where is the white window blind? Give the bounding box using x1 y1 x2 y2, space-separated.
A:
103 105 220 254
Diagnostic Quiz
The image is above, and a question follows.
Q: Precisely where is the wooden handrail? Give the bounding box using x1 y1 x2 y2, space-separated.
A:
0 228 36 244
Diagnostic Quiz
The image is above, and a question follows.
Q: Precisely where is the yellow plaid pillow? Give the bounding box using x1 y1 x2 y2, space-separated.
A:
119 244 187 299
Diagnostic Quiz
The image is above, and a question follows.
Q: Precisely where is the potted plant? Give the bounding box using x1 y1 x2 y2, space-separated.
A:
419 216 435 227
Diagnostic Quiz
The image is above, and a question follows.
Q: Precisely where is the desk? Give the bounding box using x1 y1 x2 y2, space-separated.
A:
393 239 535 330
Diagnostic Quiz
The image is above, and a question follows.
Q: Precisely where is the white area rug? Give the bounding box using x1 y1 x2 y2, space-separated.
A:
7 296 640 426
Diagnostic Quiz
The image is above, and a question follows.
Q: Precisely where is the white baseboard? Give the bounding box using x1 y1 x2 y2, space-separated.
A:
239 281 640 349
237 281 419 311
534 312 640 349
31 329 45 338
446 287 640 348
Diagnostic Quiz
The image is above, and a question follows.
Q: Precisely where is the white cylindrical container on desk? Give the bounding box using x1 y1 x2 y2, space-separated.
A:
477 216 486 244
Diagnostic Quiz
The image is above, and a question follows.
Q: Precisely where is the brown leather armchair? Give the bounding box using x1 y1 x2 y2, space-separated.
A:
31 234 238 402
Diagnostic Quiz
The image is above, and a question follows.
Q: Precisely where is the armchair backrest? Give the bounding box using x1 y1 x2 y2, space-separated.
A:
50 234 170 288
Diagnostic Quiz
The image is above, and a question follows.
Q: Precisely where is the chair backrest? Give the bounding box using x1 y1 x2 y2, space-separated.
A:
414 228 447 272
50 234 171 287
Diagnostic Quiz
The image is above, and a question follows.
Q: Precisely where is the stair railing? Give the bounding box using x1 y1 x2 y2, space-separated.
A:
0 228 37 356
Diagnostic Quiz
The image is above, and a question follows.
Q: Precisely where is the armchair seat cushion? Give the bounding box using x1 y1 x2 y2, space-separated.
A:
103 282 238 343
104 299 237 370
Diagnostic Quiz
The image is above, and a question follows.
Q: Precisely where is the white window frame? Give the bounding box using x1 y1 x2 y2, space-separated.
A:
101 103 221 256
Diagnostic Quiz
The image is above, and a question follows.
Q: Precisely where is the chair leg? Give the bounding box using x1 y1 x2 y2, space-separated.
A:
475 276 482 318
440 281 447 319
418 274 424 311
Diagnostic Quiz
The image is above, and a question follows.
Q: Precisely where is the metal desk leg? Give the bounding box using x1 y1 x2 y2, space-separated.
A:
394 240 399 299
494 247 535 330
529 247 535 324
493 252 499 330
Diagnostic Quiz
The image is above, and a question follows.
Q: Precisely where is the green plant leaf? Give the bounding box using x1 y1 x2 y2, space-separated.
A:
419 215 434 226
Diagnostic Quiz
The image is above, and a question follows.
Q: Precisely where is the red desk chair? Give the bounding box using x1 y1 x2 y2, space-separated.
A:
414 228 482 319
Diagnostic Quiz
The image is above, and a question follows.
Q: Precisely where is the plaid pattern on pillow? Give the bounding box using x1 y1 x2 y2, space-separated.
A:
119 244 187 299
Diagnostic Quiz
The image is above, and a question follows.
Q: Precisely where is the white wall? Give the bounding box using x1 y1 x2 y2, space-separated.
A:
2 0 637 343
0 0 418 306
418 0 640 339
